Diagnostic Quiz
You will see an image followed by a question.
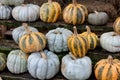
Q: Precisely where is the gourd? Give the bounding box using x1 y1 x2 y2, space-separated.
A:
67 26 88 58
40 0 61 23
19 25 46 53
0 4 12 19
7 50 28 74
12 4 40 22
46 28 73 53
12 23 38 44
113 17 120 34
81 26 99 50
61 52 92 80
100 32 120 52
88 11 109 25
63 0 88 25
28 50 60 79
0 53 7 71
94 55 120 80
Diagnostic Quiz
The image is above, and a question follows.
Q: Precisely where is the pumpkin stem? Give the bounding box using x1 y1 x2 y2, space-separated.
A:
72 0 77 6
69 52 77 60
94 10 98 14
73 26 78 36
22 23 31 34
21 4 25 6
86 26 91 34
40 51 47 59
107 55 113 64
112 33 118 36
48 0 52 3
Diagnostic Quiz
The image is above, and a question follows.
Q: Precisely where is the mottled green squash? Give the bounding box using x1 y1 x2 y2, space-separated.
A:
0 53 7 71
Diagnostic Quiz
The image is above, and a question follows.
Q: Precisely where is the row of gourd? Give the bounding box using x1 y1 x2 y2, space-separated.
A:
0 16 120 80
0 0 109 25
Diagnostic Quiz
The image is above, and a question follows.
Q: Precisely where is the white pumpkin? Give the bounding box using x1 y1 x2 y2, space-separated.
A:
7 50 28 74
61 52 92 80
12 23 38 44
0 4 12 19
100 32 120 52
0 0 24 6
12 4 40 22
46 28 73 53
28 50 60 79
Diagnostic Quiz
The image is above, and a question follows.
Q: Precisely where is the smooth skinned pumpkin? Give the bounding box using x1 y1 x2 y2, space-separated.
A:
46 27 73 53
28 50 60 79
0 53 7 71
113 17 120 34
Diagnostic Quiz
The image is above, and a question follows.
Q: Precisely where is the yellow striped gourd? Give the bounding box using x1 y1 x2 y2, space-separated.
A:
40 0 61 23
63 0 88 25
81 26 98 50
94 55 120 80
67 26 88 58
113 17 120 34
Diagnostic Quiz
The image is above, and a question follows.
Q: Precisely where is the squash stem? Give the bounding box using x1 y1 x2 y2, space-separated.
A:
48 0 52 3
40 51 47 59
94 10 98 14
69 52 77 60
73 26 78 36
86 26 91 34
72 0 77 6
23 23 31 34
107 55 113 64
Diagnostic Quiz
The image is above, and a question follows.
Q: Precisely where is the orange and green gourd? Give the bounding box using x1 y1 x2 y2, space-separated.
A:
113 17 120 34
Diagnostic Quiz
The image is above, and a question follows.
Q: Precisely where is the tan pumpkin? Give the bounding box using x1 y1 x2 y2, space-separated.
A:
94 55 120 80
113 17 120 34
63 0 88 25
67 26 88 58
40 0 61 23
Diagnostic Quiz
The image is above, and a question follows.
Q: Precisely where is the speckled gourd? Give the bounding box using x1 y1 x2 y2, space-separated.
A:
113 17 120 34
12 4 40 22
7 50 28 74
46 28 73 53
0 53 7 71
28 50 60 79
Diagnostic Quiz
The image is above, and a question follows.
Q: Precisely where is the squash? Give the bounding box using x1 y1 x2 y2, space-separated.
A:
81 26 99 50
113 17 120 34
67 26 88 58
94 55 120 80
0 4 12 19
100 32 120 52
7 50 28 74
12 23 38 44
19 25 46 53
0 53 7 71
61 52 92 80
88 11 109 25
40 0 61 23
46 27 73 53
63 0 88 25
28 50 60 79
12 4 40 22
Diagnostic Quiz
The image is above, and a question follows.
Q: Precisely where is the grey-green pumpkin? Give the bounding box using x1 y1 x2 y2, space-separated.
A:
0 53 7 71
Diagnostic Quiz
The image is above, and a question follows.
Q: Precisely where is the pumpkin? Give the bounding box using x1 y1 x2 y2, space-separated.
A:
46 27 73 53
88 11 109 25
40 0 61 23
19 26 46 53
94 55 120 80
67 26 88 58
7 50 28 74
100 32 120 52
61 52 92 80
113 17 120 34
63 0 88 25
0 4 12 19
81 26 99 50
12 23 38 44
0 53 7 71
28 50 60 79
12 4 40 22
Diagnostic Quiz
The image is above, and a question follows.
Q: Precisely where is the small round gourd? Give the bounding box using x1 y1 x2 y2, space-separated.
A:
67 26 88 58
100 32 120 52
0 4 12 19
88 11 109 25
28 50 60 79
61 52 92 80
113 17 120 34
12 23 38 44
46 28 73 53
40 0 61 23
7 50 28 74
81 26 99 50
63 0 88 25
94 55 120 80
12 4 40 22
0 53 7 71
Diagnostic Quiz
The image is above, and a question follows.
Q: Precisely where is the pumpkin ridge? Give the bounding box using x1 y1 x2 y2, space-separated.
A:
52 3 58 22
72 6 77 25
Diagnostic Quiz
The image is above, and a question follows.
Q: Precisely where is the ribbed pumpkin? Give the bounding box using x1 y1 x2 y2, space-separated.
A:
63 0 88 25
67 26 88 58
113 17 120 34
81 26 99 50
19 26 47 53
40 0 61 23
94 55 120 80
0 53 7 71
